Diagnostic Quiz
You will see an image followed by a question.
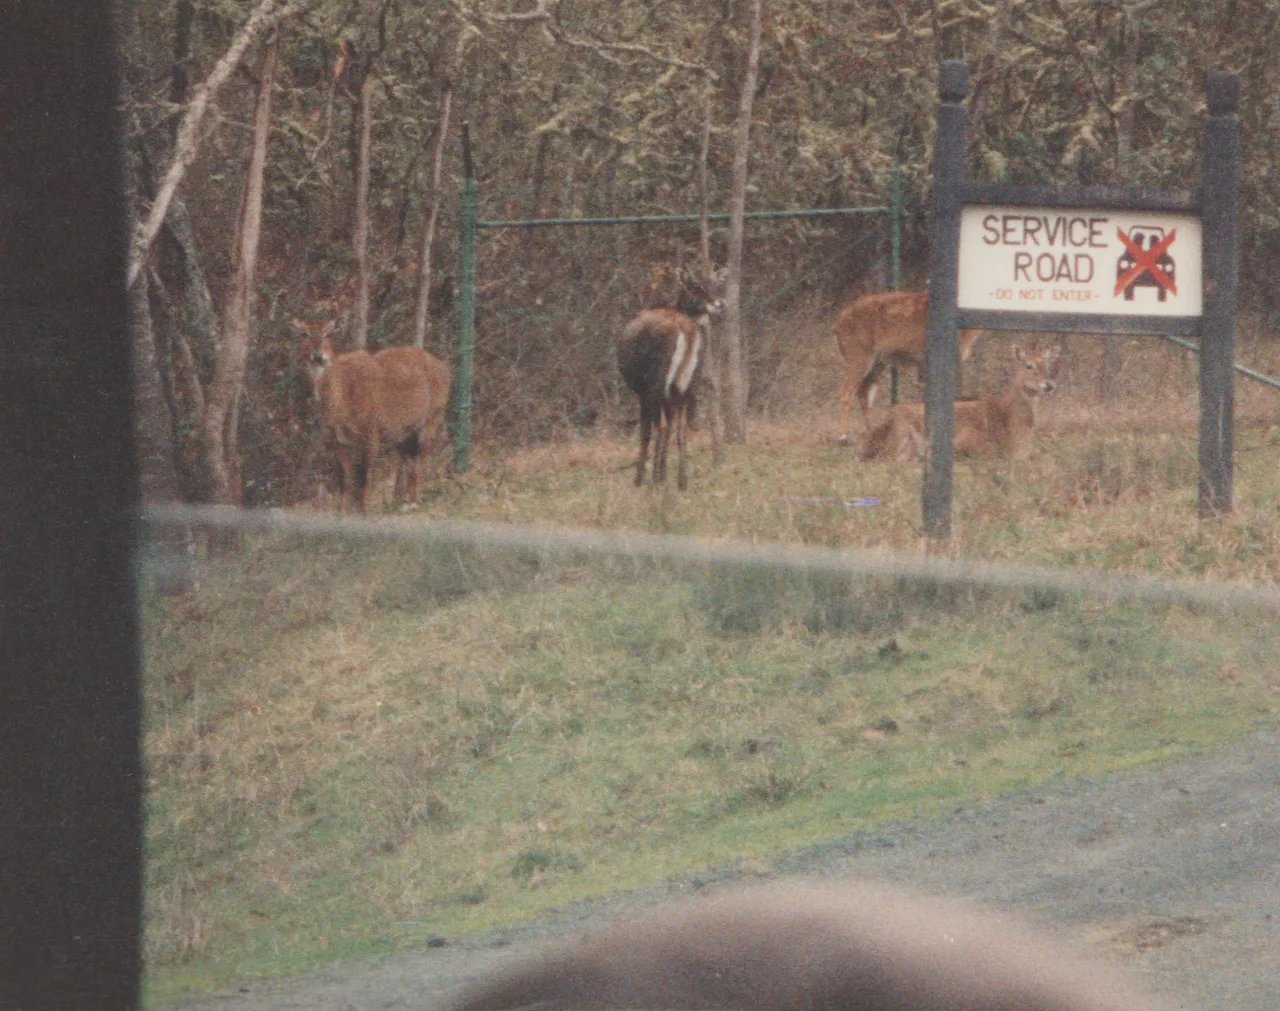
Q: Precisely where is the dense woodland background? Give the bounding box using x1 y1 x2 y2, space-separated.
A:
121 0 1280 510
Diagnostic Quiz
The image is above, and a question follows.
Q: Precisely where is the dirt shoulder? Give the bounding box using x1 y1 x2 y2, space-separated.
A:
164 726 1280 1011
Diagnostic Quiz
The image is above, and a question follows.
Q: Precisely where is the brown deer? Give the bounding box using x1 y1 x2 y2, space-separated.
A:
835 289 985 443
296 319 452 512
861 344 1060 462
444 882 1166 1011
617 263 726 490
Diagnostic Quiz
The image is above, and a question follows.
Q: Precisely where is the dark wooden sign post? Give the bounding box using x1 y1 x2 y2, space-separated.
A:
923 61 1240 538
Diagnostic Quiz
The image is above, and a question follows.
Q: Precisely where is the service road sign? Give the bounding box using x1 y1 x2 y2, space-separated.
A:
957 206 1202 317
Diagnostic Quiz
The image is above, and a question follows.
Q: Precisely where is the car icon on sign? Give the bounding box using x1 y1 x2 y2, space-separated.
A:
1116 225 1175 302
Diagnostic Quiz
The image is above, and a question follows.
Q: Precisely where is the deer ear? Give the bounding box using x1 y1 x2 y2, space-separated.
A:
1013 344 1026 362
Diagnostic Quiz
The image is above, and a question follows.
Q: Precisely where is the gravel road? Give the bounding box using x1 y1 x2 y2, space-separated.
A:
164 726 1280 1011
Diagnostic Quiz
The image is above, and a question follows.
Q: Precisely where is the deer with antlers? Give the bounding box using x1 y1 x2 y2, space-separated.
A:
835 289 985 443
617 262 726 490
861 344 1060 462
444 881 1166 1011
296 320 452 512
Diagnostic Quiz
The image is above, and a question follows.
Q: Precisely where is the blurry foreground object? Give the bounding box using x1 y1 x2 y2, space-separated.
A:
446 881 1165 1011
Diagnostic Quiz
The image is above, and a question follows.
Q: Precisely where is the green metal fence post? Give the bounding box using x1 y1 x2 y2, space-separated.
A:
890 115 905 291
453 122 477 473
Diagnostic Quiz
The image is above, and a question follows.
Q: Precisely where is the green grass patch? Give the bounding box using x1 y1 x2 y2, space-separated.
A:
143 429 1280 1005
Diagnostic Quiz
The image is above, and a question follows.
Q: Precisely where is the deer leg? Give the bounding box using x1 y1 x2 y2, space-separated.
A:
837 369 858 445
856 355 888 413
417 406 449 496
898 422 926 461
392 430 425 509
392 454 406 506
636 401 653 486
355 432 379 513
675 397 690 490
653 403 671 484
837 343 875 443
335 444 357 512
403 429 426 507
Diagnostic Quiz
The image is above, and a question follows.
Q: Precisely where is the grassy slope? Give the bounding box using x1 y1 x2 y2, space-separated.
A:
144 416 1280 1004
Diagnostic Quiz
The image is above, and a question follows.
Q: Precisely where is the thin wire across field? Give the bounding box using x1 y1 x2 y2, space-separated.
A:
145 505 1280 616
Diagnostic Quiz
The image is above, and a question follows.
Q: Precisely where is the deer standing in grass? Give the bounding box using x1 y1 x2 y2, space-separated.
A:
297 320 452 512
617 263 726 490
861 344 1060 462
444 882 1165 1011
835 289 985 443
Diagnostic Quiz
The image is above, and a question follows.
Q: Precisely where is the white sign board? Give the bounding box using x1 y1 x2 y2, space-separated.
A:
957 206 1202 316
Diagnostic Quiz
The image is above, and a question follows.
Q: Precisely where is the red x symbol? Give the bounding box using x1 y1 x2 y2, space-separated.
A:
1114 227 1177 297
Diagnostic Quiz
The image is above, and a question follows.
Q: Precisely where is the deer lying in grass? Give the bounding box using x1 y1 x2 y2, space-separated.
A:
296 320 452 512
835 289 984 443
445 882 1165 1011
861 344 1060 462
617 263 726 490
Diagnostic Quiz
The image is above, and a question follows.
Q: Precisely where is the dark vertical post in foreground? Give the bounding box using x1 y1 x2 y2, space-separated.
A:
922 61 968 540
454 122 478 472
0 4 141 1008
1198 71 1239 517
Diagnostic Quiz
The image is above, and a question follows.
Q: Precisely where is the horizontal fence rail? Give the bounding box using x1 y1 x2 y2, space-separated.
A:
144 506 1280 617
1151 332 1280 392
477 206 890 229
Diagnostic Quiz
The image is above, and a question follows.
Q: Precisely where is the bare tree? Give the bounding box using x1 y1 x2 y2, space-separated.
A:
348 2 395 349
351 73 375 349
411 81 453 349
126 0 311 288
200 35 279 510
721 0 763 444
1115 0 1158 177
967 0 1014 147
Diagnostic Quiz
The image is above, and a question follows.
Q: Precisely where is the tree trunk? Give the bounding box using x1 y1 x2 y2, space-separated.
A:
696 76 726 466
351 74 374 349
122 29 184 512
143 266 201 494
412 81 453 348
1114 2 1154 178
967 0 1013 147
721 0 762 444
124 41 209 506
200 34 278 514
129 261 183 507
